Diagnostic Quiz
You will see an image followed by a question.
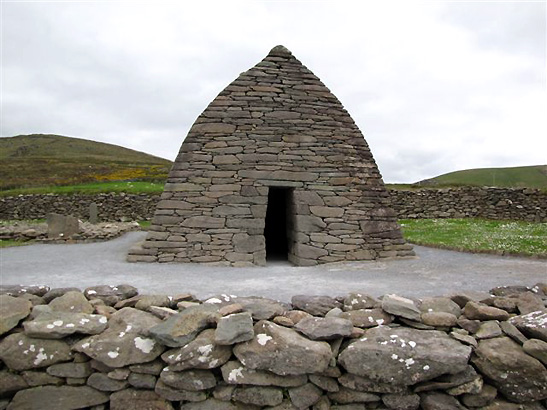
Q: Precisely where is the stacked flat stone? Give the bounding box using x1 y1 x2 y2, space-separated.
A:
128 45 413 266
1 283 546 409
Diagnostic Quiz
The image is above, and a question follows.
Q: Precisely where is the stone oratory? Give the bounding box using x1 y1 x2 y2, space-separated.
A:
129 45 414 266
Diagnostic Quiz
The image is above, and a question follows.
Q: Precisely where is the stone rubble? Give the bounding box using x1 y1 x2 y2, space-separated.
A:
0 282 545 409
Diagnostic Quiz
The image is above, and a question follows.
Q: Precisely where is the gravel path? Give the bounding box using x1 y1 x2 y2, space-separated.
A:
1 232 545 301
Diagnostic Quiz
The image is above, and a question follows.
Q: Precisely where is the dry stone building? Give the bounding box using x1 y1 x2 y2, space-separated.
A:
128 45 414 266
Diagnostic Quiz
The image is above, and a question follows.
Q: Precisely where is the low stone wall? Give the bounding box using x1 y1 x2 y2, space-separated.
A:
1 187 545 223
1 283 546 409
389 187 546 222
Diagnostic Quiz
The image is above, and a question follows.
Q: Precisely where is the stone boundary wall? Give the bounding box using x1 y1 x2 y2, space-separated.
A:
0 187 545 222
1 283 546 409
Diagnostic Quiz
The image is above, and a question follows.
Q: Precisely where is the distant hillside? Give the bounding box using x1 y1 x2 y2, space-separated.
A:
0 134 173 190
414 165 547 189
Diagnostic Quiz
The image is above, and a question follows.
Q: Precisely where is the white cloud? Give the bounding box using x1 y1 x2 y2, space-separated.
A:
2 1 545 182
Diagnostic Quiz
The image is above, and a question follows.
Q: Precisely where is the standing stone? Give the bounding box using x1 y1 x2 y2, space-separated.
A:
89 202 99 224
46 213 80 239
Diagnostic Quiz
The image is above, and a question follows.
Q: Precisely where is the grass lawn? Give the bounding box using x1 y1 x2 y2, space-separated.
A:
400 218 547 258
0 239 34 248
0 181 165 196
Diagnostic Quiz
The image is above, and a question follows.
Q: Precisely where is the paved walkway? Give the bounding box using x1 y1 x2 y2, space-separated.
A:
1 232 545 301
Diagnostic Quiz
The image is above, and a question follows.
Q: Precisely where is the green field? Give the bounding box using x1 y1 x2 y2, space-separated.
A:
1 134 172 191
413 165 547 189
0 181 165 196
400 218 547 258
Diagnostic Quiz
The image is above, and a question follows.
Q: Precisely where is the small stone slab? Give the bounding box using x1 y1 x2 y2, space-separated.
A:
48 291 93 314
8 385 108 410
46 362 92 378
232 386 284 407
87 372 128 391
179 398 241 409
160 368 217 391
472 336 547 403
0 333 72 371
340 308 392 328
73 307 164 367
288 382 323 408
162 328 232 371
236 297 288 320
233 320 332 376
338 373 408 394
421 312 457 327
84 284 138 306
343 293 380 311
463 301 510 321
338 327 472 386
291 295 342 316
215 312 255 345
110 388 174 410
0 295 32 335
155 379 207 402
523 338 547 365
0 370 28 398
24 312 107 338
221 360 307 387
509 310 547 342
294 316 353 340
148 304 220 347
381 294 421 321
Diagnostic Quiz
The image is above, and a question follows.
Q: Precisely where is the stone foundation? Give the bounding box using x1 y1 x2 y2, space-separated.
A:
1 283 546 409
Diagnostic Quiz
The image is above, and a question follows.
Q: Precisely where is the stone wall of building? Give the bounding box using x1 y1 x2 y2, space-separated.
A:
1 283 546 409
1 187 545 223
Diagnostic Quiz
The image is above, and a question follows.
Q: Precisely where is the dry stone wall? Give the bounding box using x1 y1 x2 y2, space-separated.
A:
1 187 545 223
1 283 546 409
391 187 546 222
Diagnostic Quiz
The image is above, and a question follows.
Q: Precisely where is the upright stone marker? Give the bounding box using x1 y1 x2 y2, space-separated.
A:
47 213 80 239
129 45 413 265
89 202 99 224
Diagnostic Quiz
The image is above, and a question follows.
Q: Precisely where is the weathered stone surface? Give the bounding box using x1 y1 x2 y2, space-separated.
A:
162 328 232 370
42 287 81 303
421 312 458 327
0 295 31 336
129 359 164 375
135 295 170 311
46 361 92 378
86 372 128 391
233 386 284 407
155 379 207 402
127 372 156 389
0 370 27 398
291 295 342 316
47 213 80 239
181 216 225 228
328 386 380 404
339 327 472 385
221 360 307 387
288 382 323 408
73 307 164 367
1 285 50 297
420 391 466 409
233 320 332 375
381 294 421 321
179 398 248 409
236 297 288 320
463 301 510 321
215 312 255 344
160 368 217 391
84 284 138 306
509 310 547 342
475 320 502 339
523 338 547 365
382 392 420 410
461 384 497 408
471 337 547 402
110 388 174 410
294 316 353 340
23 312 108 338
7 385 108 410
0 333 72 371
49 291 93 314
338 373 408 393
340 308 393 328
21 370 63 387
148 304 219 347
343 293 380 311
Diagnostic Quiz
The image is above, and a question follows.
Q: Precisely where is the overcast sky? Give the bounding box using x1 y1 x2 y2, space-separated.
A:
2 1 545 183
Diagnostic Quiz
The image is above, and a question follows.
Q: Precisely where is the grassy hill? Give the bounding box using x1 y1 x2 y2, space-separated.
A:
413 165 547 190
0 134 173 191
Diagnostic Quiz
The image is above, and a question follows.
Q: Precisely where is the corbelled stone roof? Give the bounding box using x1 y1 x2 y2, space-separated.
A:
129 46 413 266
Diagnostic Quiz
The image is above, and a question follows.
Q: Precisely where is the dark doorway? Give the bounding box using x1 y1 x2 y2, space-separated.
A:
264 187 290 261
